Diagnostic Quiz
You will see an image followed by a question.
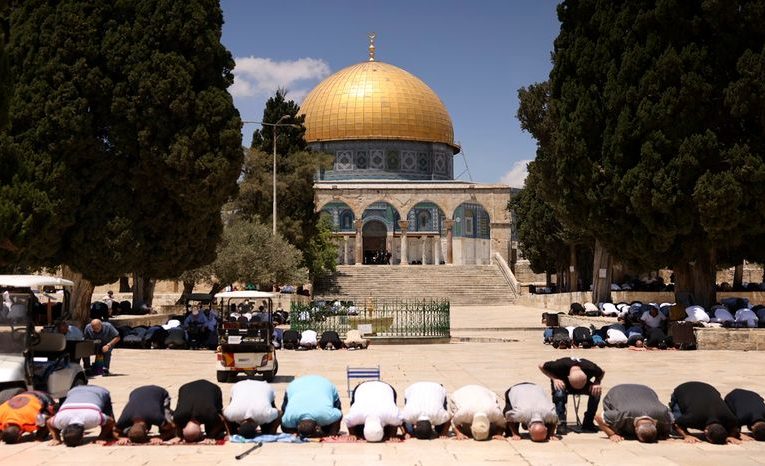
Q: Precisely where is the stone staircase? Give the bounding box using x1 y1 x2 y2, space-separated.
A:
314 265 517 305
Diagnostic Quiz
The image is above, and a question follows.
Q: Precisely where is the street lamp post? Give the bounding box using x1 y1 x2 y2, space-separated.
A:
242 115 299 236
272 115 290 235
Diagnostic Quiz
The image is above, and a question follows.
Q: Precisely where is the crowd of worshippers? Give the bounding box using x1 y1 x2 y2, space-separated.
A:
2 357 764 446
544 297 765 350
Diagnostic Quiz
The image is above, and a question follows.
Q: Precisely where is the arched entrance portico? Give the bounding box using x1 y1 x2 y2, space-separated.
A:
362 220 389 264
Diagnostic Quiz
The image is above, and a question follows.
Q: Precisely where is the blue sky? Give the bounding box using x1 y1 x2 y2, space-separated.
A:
220 0 561 186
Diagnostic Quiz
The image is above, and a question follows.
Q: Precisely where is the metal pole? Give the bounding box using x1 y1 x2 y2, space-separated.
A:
272 124 278 236
271 114 291 236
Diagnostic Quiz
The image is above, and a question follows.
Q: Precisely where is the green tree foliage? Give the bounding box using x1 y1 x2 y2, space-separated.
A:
235 90 334 279
3 0 242 317
306 214 338 281
510 167 566 275
211 219 307 288
251 89 307 155
0 1 9 130
510 162 592 290
531 0 765 307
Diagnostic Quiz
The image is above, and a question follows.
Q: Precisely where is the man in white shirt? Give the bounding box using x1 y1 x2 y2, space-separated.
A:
640 306 666 329
449 385 505 440
401 382 451 439
711 305 734 323
223 380 280 438
601 303 619 317
299 329 318 349
606 327 628 346
685 305 710 323
345 381 403 442
504 382 558 442
735 308 759 328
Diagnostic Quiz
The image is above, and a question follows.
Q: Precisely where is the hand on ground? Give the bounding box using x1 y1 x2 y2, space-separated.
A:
608 434 623 442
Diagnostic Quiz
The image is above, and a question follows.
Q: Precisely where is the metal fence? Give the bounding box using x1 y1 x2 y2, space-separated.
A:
289 298 450 338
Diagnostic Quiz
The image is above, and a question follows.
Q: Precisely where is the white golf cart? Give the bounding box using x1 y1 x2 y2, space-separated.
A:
0 275 92 399
214 290 278 383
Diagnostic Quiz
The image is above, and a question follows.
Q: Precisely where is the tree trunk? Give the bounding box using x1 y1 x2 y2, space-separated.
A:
118 275 131 293
545 271 552 288
61 265 95 327
591 239 612 303
556 270 565 293
673 249 716 309
175 280 195 305
569 243 578 292
132 273 156 309
733 262 744 290
208 282 223 296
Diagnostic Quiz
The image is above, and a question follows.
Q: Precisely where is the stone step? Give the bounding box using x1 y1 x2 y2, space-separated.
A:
314 264 516 305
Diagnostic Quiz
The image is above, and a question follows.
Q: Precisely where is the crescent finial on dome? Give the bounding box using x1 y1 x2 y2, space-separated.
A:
368 32 376 61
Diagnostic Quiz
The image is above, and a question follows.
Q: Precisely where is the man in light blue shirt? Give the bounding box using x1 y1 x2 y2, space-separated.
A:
281 375 342 438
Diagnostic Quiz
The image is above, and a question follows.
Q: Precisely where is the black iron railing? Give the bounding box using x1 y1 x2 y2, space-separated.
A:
289 298 450 338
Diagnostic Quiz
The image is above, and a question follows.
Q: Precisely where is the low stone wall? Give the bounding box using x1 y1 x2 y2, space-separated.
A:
557 314 617 328
109 314 169 328
694 327 765 351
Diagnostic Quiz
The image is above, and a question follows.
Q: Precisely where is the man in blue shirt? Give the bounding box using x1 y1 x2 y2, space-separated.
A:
83 319 121 375
183 306 210 349
281 375 342 438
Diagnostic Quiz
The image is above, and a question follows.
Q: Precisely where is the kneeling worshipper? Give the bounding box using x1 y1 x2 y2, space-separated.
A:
449 385 505 441
0 391 55 443
114 385 175 444
47 385 116 447
595 384 672 443
503 382 558 442
172 379 228 443
401 382 451 439
281 375 342 438
223 380 280 438
670 381 741 444
345 381 403 442
725 388 765 441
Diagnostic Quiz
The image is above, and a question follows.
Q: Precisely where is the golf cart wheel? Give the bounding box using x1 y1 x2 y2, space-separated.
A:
216 371 230 383
262 360 278 383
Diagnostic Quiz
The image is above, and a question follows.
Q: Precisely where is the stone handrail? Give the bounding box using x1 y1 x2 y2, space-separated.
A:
494 252 520 297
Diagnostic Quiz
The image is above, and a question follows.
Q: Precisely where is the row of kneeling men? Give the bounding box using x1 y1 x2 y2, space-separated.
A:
1 359 763 445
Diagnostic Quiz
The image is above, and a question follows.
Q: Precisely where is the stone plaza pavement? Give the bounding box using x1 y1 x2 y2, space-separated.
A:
3 304 765 465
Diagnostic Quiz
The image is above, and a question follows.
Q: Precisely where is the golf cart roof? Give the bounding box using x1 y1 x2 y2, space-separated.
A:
214 291 276 300
184 293 214 304
0 275 74 289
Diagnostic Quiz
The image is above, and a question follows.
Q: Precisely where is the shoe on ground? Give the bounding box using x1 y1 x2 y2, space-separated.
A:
580 423 598 433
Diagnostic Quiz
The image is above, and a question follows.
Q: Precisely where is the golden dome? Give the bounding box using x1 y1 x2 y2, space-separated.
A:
299 61 458 152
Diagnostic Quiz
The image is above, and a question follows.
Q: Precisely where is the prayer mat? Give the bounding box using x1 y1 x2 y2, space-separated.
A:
102 438 226 446
230 433 305 444
318 434 405 443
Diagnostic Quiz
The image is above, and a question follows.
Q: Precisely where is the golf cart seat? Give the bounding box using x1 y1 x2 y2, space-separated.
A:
33 332 67 353
72 339 95 359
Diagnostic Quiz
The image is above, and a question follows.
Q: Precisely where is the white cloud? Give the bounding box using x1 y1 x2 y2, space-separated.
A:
231 56 331 102
500 159 531 188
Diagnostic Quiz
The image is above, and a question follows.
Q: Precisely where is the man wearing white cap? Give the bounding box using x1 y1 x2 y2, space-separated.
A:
346 381 402 442
449 385 505 440
401 382 451 439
